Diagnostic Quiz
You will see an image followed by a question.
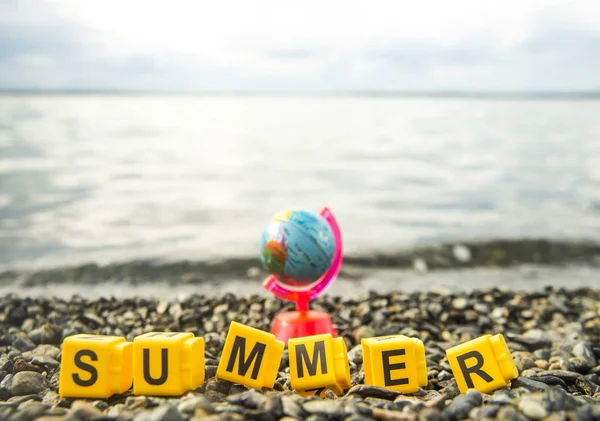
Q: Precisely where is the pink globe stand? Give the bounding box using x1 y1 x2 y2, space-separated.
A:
263 207 343 344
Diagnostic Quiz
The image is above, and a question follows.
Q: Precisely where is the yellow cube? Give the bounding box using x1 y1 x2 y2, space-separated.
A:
362 335 427 394
446 333 518 394
133 332 205 396
59 334 132 398
289 334 351 397
216 321 284 390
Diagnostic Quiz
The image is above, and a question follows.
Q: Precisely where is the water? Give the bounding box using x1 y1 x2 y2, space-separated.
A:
1 94 599 271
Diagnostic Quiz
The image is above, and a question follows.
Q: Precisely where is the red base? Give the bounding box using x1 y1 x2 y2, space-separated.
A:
271 310 337 344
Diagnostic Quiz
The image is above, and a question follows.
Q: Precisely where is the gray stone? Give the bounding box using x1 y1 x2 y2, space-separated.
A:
572 405 594 421
226 389 265 408
514 356 537 372
452 244 472 263
305 415 329 421
347 344 363 365
0 374 13 400
125 396 152 410
545 387 582 412
22 345 61 361
28 324 63 345
452 297 469 310
15 400 49 420
69 400 103 419
107 403 126 417
511 376 552 392
281 396 308 419
12 335 36 352
470 404 500 419
10 372 45 396
178 396 214 414
0 354 13 372
0 406 16 421
518 397 548 420
346 384 402 400
7 394 41 404
419 407 445 421
303 400 345 417
528 375 568 389
133 404 184 421
31 356 60 370
41 390 59 406
507 332 552 351
540 370 583 384
533 349 552 360
497 406 522 421
573 343 596 363
204 365 218 379
443 390 483 421
437 370 453 381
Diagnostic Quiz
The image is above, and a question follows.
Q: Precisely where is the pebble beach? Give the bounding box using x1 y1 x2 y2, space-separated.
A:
1 286 599 421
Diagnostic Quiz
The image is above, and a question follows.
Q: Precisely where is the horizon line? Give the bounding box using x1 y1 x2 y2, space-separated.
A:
1 89 600 99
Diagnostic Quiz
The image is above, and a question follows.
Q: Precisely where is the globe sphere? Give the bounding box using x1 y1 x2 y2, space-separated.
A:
260 209 335 289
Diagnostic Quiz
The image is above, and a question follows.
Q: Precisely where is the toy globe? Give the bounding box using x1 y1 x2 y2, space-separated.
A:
260 207 343 344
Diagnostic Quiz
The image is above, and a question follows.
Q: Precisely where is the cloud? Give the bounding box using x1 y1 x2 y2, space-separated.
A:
1 0 600 91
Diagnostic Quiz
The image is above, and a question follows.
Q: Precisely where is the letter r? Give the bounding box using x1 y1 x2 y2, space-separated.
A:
456 350 493 388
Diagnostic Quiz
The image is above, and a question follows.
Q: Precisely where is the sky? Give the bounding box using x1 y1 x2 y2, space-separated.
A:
1 0 600 92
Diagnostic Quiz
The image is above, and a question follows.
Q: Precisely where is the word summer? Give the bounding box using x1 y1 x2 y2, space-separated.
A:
58 321 519 399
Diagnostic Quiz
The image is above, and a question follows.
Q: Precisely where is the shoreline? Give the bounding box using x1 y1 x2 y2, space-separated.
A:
1 265 599 300
2 238 600 289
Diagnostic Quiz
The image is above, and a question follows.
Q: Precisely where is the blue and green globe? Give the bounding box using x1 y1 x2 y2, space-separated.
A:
260 209 335 288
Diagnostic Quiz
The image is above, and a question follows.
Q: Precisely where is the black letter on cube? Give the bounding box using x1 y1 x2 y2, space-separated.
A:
295 340 327 377
143 348 169 385
226 336 266 380
456 350 493 389
73 349 98 387
382 349 409 387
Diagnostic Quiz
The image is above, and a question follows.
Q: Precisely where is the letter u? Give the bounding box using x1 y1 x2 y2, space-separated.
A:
143 348 168 385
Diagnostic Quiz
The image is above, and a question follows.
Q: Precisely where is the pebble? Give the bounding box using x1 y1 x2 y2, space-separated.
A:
133 404 185 421
443 390 482 420
353 326 375 342
413 258 428 273
28 324 62 345
9 372 45 396
12 335 36 352
16 400 49 419
452 244 472 263
347 345 363 365
22 345 61 361
178 396 215 414
70 400 103 419
303 400 345 417
226 389 265 408
451 297 468 310
518 396 549 419
347 385 402 401
281 395 308 419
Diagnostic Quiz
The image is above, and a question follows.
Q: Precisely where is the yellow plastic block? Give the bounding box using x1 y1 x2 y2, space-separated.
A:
362 335 427 394
289 333 351 397
133 332 205 396
216 321 284 390
446 333 518 394
59 334 132 398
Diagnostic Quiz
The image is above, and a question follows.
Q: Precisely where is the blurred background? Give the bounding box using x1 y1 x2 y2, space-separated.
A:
1 0 599 294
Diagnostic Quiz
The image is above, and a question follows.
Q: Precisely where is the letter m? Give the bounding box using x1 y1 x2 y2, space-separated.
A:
296 341 327 377
226 336 266 380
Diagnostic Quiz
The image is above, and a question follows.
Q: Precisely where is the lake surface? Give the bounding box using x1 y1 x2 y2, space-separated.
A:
1 95 599 270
